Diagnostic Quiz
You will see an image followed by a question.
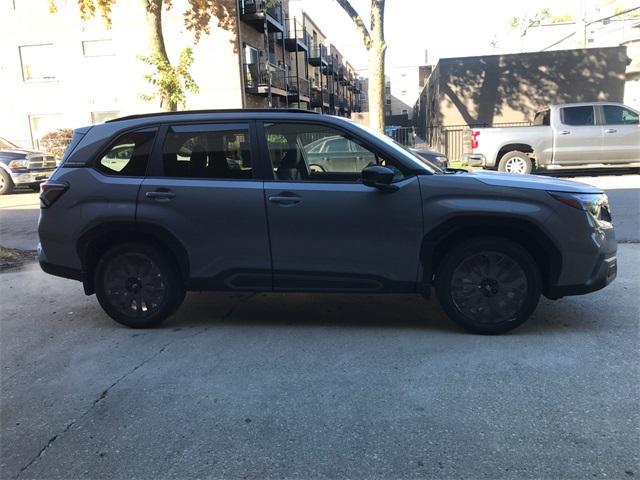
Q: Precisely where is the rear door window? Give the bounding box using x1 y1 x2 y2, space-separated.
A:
96 129 156 176
561 106 595 126
161 124 253 179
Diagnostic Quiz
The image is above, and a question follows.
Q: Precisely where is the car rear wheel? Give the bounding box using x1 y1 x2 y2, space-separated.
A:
498 151 533 174
435 237 541 334
94 243 185 328
0 170 14 195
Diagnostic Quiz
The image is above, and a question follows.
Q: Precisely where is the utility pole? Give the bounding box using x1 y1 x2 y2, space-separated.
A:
576 0 588 48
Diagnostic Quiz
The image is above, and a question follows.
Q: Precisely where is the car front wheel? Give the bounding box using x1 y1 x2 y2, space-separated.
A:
94 243 185 328
498 151 533 174
0 169 14 195
435 237 541 334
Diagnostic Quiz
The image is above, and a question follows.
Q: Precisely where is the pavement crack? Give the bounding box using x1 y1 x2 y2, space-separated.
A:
16 340 172 478
14 293 256 477
222 293 256 321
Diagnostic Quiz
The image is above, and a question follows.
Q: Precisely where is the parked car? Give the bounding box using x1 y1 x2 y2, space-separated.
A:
304 135 377 173
0 137 57 195
411 148 449 170
38 110 617 334
462 102 640 174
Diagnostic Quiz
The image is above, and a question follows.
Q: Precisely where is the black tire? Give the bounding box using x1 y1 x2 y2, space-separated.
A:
0 169 14 195
498 151 533 174
435 237 541 334
94 243 185 328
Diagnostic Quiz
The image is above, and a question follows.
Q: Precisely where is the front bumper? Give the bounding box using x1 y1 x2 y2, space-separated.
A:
461 153 486 167
546 252 617 299
11 168 55 185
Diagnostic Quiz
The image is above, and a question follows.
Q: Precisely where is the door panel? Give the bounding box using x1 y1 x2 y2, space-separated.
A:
553 106 602 165
600 105 640 164
265 177 424 291
137 122 271 289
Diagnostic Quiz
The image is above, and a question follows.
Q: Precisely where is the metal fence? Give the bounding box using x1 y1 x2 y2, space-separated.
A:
426 122 531 161
385 126 416 147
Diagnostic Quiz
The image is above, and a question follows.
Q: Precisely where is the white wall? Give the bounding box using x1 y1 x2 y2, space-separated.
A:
0 0 243 149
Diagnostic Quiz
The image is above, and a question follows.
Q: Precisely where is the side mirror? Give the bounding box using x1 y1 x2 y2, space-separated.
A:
361 165 399 192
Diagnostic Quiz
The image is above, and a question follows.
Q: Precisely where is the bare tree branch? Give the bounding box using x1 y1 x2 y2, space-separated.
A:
335 0 372 50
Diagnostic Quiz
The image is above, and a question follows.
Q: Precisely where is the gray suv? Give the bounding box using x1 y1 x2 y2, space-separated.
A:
38 110 617 334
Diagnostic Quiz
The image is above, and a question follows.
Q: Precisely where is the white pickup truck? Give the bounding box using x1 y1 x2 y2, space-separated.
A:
462 102 640 174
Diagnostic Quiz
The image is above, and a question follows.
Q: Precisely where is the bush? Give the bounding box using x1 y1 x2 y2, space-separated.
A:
40 128 74 158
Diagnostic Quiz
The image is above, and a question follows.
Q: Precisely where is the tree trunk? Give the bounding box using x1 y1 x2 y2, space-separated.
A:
143 0 176 111
368 0 387 132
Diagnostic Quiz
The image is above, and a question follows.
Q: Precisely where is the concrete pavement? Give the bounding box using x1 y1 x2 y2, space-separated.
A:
1 244 639 479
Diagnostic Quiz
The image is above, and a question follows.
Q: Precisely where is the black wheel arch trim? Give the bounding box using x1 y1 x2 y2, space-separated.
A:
420 214 563 295
77 221 190 295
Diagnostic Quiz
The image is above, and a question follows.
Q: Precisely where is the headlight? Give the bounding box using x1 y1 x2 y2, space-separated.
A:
7 159 28 169
549 191 612 223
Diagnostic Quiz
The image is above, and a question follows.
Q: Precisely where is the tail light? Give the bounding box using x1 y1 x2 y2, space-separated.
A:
470 130 480 149
40 182 68 208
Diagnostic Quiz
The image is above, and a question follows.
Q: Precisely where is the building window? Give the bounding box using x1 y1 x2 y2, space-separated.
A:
386 98 391 105
385 86 390 94
29 114 63 149
401 109 408 114
19 44 56 82
82 39 114 57
91 111 120 124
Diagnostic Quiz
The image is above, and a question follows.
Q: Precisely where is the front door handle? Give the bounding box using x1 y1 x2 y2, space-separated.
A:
559 130 571 135
146 189 176 200
604 128 617 134
268 193 301 206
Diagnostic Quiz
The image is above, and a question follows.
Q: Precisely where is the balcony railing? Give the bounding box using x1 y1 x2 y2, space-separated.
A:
308 45 328 67
285 18 309 52
287 76 310 101
244 62 288 94
240 0 284 33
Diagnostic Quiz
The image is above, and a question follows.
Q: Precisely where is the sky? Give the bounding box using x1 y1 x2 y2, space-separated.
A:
294 0 635 74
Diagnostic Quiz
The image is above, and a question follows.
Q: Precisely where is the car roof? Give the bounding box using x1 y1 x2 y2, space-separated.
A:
551 101 627 108
106 109 320 124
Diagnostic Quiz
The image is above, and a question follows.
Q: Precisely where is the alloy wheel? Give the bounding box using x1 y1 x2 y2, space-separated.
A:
504 157 528 174
450 251 528 324
102 252 168 318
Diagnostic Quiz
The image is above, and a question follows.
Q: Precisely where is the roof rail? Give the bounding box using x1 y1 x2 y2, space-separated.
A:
106 108 321 123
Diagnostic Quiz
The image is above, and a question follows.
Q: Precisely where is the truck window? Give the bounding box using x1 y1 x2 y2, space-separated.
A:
561 106 594 126
603 106 639 125
533 110 550 126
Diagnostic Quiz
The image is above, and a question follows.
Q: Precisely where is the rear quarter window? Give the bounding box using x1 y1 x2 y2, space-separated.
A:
95 130 156 176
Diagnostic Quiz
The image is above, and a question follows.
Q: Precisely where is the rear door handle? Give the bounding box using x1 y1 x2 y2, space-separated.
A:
604 128 617 134
146 189 175 200
268 193 301 206
560 130 571 135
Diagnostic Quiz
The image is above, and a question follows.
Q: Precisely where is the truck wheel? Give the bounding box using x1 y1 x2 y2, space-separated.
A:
498 151 532 174
94 243 185 328
0 170 14 195
435 237 541 334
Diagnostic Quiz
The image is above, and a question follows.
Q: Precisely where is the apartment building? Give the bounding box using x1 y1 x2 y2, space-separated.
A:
0 0 364 149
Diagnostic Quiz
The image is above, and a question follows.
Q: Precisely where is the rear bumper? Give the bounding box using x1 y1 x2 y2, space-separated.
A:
37 243 83 281
461 153 487 167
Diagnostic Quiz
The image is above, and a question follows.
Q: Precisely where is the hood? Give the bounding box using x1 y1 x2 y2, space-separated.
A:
468 170 602 193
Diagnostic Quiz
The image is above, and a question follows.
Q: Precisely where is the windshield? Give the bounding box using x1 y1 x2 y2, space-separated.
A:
0 137 19 150
350 122 437 174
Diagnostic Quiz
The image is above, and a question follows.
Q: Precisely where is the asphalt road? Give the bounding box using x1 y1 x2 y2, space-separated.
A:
0 173 638 250
0 172 639 479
